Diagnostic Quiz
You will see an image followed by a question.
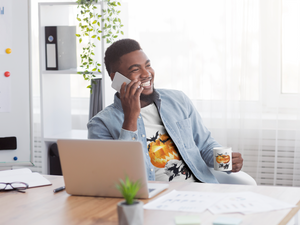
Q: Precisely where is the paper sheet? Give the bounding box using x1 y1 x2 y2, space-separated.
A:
144 190 296 215
0 0 12 54
0 168 52 188
208 191 296 214
144 190 224 213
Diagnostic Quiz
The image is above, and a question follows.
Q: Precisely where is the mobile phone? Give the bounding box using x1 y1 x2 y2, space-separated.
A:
111 72 132 93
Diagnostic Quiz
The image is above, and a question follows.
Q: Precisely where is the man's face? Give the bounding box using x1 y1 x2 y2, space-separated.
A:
111 50 155 96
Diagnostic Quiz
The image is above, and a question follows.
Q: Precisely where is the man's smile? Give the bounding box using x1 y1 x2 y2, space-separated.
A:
140 78 152 88
141 80 151 87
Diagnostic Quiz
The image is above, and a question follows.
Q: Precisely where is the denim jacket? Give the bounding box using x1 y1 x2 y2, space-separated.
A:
87 89 220 183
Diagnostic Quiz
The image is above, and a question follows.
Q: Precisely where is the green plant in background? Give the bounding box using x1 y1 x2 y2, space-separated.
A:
116 176 141 205
76 0 124 91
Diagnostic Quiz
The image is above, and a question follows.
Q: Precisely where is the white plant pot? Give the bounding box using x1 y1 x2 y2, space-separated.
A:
117 200 144 225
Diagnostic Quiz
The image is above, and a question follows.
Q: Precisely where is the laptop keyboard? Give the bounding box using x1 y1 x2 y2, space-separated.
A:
148 188 155 193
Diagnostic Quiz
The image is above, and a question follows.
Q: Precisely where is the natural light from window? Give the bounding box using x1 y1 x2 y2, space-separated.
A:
125 0 260 101
282 0 300 94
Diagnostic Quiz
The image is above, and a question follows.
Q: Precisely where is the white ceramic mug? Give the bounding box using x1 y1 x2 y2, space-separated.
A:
213 147 232 171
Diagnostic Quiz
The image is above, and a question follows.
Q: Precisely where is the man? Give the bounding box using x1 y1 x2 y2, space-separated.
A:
87 38 243 183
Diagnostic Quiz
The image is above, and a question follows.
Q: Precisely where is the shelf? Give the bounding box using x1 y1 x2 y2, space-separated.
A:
42 68 102 76
38 1 107 174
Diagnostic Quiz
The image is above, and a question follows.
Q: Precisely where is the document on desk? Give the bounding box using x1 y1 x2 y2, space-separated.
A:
144 190 224 213
144 190 296 215
0 168 51 188
208 191 296 215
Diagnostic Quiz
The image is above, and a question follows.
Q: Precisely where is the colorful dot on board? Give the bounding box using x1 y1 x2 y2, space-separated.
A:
4 71 10 77
13 156 18 161
5 48 12 54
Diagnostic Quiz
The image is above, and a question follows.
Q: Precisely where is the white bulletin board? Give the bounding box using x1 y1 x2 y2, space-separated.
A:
0 0 32 166
0 0 12 54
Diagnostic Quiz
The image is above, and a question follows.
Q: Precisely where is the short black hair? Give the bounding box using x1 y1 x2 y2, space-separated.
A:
104 38 142 76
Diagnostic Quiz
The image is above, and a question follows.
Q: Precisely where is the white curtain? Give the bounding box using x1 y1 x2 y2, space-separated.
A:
124 0 300 186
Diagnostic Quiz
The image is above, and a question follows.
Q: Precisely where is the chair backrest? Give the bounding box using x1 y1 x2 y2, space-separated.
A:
49 143 62 175
209 168 257 185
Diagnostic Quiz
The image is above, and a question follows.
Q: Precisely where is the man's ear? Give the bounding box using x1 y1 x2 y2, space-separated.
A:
110 72 115 81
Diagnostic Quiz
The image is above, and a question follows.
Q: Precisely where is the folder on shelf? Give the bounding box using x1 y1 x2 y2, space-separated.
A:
45 26 58 70
45 26 77 70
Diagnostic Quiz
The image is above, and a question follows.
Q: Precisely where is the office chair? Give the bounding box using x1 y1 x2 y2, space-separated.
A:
209 168 257 185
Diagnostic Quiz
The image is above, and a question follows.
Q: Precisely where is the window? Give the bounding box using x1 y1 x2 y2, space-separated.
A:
282 0 300 94
125 0 260 101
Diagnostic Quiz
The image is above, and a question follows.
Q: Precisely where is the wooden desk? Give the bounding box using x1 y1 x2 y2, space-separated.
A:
1 175 300 225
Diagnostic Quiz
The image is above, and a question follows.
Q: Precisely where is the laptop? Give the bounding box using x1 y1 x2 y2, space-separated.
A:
57 139 169 198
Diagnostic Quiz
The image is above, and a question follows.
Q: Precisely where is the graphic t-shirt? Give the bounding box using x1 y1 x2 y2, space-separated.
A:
140 103 196 182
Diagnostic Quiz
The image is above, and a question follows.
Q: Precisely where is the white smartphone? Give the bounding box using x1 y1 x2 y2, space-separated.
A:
111 72 132 93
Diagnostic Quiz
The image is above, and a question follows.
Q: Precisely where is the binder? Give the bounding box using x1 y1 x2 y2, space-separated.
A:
45 26 58 70
45 26 77 70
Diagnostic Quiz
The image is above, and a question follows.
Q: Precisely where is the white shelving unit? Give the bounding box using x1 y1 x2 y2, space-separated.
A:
38 2 111 174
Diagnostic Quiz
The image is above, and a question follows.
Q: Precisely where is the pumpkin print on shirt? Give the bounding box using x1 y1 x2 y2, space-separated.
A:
147 131 195 182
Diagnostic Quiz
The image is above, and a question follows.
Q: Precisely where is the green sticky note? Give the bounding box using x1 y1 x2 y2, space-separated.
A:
175 215 201 225
213 217 242 225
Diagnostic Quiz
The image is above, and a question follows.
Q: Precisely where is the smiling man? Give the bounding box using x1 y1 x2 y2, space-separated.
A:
87 38 243 183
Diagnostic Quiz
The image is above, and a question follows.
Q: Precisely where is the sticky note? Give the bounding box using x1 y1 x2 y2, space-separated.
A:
175 215 201 225
213 217 242 225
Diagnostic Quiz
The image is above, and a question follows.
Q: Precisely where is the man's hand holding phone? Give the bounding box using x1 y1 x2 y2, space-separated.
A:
112 72 144 131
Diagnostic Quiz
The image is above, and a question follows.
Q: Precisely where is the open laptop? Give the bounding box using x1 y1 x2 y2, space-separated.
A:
57 139 169 199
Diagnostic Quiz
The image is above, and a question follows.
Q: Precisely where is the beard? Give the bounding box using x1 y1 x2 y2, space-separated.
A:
140 88 158 104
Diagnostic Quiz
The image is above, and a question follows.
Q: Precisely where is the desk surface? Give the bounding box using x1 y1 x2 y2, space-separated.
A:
1 175 300 225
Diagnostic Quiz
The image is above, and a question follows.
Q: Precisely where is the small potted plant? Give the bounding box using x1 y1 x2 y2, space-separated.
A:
116 176 143 225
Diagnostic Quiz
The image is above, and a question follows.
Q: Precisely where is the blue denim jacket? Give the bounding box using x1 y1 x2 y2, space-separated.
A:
87 89 220 183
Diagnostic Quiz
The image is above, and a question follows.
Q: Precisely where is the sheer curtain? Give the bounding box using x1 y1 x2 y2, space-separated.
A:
124 0 300 186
